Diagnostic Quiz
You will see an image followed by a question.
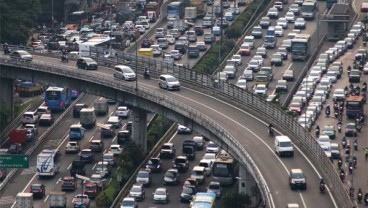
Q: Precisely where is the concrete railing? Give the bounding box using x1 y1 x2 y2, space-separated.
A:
0 57 274 208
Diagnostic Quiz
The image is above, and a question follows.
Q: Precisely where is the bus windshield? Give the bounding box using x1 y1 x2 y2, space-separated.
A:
346 101 362 109
302 5 315 12
45 91 61 100
213 163 231 177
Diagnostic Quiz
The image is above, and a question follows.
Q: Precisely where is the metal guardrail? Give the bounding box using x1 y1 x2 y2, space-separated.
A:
110 123 177 208
0 57 275 208
0 92 85 191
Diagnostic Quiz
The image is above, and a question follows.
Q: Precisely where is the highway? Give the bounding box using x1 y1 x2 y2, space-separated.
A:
0 52 337 207
0 93 154 208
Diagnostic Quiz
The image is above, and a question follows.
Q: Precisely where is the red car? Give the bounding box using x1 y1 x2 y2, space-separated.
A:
30 184 45 199
288 102 302 115
238 43 251 56
361 3 368 12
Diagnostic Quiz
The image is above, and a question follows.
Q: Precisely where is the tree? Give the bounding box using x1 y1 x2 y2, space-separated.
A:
221 191 252 208
0 0 41 44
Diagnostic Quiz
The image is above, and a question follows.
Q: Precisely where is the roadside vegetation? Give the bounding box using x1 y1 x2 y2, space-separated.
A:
193 0 269 74
95 115 174 207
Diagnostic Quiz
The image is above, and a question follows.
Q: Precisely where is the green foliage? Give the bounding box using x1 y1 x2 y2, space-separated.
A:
0 103 10 131
221 191 252 208
95 182 119 208
147 115 174 149
0 0 41 44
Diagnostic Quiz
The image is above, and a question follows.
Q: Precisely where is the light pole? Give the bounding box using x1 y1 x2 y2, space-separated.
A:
51 0 54 27
135 43 138 91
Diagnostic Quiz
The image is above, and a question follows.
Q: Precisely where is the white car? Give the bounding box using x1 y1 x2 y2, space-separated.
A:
165 35 175 44
163 54 174 64
295 18 306 29
252 55 264 66
177 124 192 134
170 50 182 60
235 79 247 90
116 106 130 118
203 153 216 164
231 54 242 65
285 12 295 22
333 88 345 101
109 144 123 155
159 74 180 90
248 59 262 72
206 142 219 154
275 26 284 37
267 7 279 18
276 18 288 29
153 188 169 204
253 84 267 96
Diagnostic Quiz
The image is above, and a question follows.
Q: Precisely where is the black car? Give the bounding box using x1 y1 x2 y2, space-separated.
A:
76 57 98 70
173 156 189 172
194 26 204 36
30 184 45 199
146 158 162 173
61 176 77 191
79 149 94 163
180 186 196 203
70 160 86 177
163 169 179 185
73 103 87 118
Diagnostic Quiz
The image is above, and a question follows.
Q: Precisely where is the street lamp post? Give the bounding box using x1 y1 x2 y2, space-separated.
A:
51 0 54 27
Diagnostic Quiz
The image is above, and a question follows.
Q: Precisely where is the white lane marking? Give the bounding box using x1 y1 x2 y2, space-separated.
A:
286 63 293 71
109 111 114 116
299 193 307 208
112 136 117 142
43 194 49 202
67 163 72 170
56 178 61 185
89 135 95 142
92 164 97 170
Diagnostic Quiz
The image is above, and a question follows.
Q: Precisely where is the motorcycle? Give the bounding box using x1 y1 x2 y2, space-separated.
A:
315 128 320 137
337 122 342 133
357 189 363 203
342 137 347 149
337 158 343 169
349 163 353 174
340 171 345 182
319 183 326 193
365 193 368 205
268 127 274 137
344 87 349 97
61 54 68 62
325 106 330 117
354 140 358 151
143 69 150 79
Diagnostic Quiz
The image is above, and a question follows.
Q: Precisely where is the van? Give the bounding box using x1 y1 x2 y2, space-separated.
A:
243 36 254 49
89 140 104 153
69 124 85 140
212 26 221 36
113 65 136 81
188 45 200 58
93 98 108 116
204 33 215 44
264 36 276 49
275 136 294 157
183 145 196 160
107 116 121 129
192 136 205 150
242 69 254 81
22 111 39 125
80 108 96 129
266 27 276 37
318 141 332 159
191 166 206 184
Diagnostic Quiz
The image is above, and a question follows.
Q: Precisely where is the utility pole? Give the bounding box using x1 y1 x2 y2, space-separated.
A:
219 0 223 64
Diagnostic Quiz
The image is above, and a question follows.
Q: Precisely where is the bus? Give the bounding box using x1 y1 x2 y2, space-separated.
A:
79 36 113 57
326 0 337 9
67 11 89 24
212 150 236 185
346 95 365 118
37 149 61 177
44 87 72 111
190 192 216 208
301 1 316 20
167 2 185 20
291 34 311 61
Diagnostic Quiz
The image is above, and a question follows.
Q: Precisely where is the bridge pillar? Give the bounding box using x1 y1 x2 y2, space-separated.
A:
131 108 147 153
0 78 14 125
238 165 259 206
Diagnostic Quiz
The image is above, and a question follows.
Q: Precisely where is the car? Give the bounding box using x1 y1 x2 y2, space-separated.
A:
260 17 271 28
333 88 345 101
222 1 230 8
289 169 307 190
100 124 115 138
89 140 104 153
180 186 196 202
256 47 267 58
275 26 284 37
8 143 22 154
30 184 45 199
109 144 123 156
196 41 207 51
178 124 191 134
65 141 80 154
160 143 176 159
194 26 204 36
79 149 94 163
231 55 242 65
90 174 105 190
129 184 145 201
248 59 262 72
238 43 251 56
323 125 336 140
158 74 180 90
113 65 136 81
136 168 152 186
349 70 361 83
94 161 112 178
121 197 138 208
9 50 33 62
173 155 189 171
277 47 288 60
72 194 90 208
146 157 162 173
206 142 219 154
103 152 117 166
165 35 175 44
267 7 279 18
325 71 338 83
61 176 77 191
282 70 294 81
253 84 267 96
76 57 98 70
289 3 300 15
73 103 87 118
141 39 153 48
107 116 122 129
163 169 179 185
236 79 247 90
364 63 368 74
345 123 357 137
271 53 283 66
295 18 306 29
276 18 288 29
155 28 166 39
274 1 283 10
115 106 130 118
330 143 341 159
207 181 222 198
151 45 162 57
285 12 295 22
275 80 288 93
190 166 206 184
251 26 263 38
38 114 54 126
288 102 302 114
153 187 169 204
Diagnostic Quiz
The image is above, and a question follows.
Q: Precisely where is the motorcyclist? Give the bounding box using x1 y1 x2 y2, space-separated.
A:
268 123 274 136
337 121 342 132
319 178 326 192
337 157 343 169
325 105 330 117
342 136 347 148
358 188 363 203
143 67 150 79
340 169 345 182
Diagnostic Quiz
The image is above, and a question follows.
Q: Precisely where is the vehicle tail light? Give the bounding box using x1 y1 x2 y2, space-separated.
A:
43 102 47 106
50 168 54 173
71 182 75 186
59 102 63 107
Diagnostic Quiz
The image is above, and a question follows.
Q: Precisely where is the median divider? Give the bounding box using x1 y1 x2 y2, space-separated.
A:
0 93 86 192
109 123 177 208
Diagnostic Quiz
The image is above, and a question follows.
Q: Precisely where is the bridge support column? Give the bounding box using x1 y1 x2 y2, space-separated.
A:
131 108 147 153
0 78 14 125
238 165 259 206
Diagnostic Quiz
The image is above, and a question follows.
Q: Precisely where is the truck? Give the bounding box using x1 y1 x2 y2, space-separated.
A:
93 99 108 116
190 0 205 18
16 193 33 208
49 191 67 208
145 2 160 22
9 129 27 145
80 108 96 129
185 7 197 22
138 48 154 59
15 81 44 97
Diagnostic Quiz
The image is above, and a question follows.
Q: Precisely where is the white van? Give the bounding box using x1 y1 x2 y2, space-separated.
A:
243 36 254 49
274 136 294 157
318 141 332 158
113 65 136 81
191 166 206 184
22 111 39 125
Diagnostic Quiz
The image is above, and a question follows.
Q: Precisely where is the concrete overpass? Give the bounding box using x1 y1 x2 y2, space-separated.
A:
0 55 352 207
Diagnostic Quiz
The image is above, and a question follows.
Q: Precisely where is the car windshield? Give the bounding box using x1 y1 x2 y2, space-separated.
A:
31 185 41 191
290 103 301 108
324 126 334 131
182 187 193 194
257 86 266 90
208 143 217 148
131 186 142 192
84 58 95 63
165 172 175 178
166 77 177 82
292 172 304 179
161 145 171 150
122 201 135 206
155 190 166 195
204 154 215 160
209 184 220 189
137 171 149 178
148 159 158 165
191 170 203 176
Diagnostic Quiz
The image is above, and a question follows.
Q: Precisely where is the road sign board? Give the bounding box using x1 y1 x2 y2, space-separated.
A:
0 154 29 168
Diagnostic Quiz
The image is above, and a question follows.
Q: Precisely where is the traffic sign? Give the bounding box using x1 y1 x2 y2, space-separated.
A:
0 154 29 168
